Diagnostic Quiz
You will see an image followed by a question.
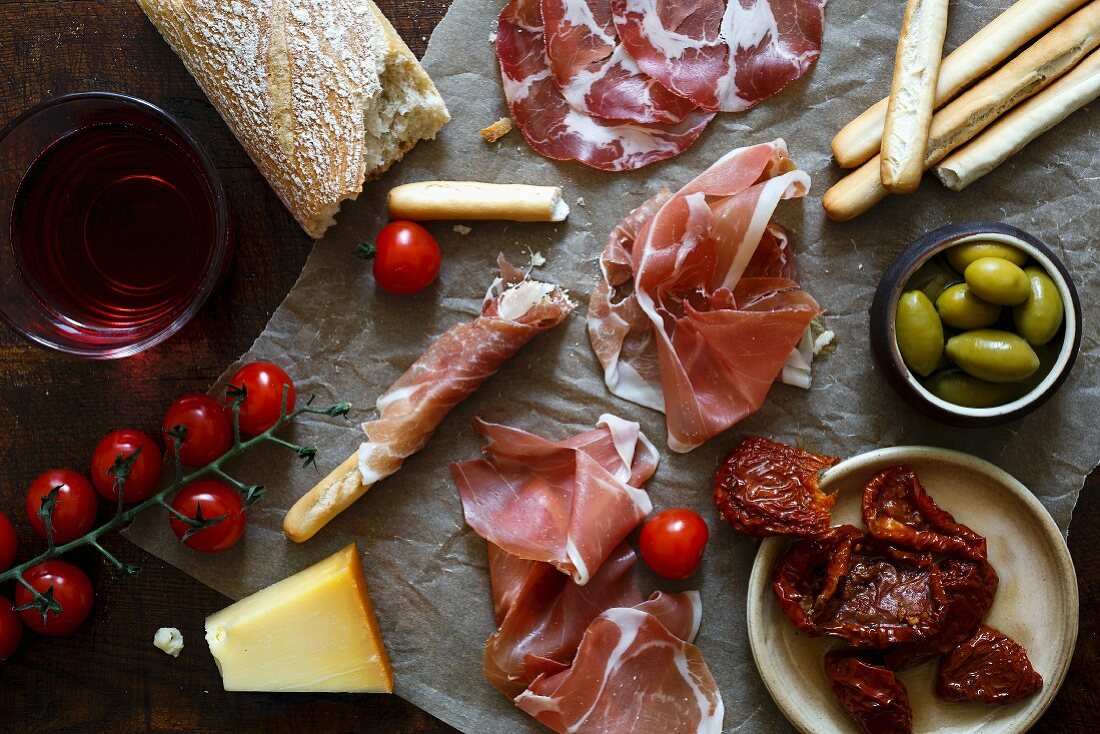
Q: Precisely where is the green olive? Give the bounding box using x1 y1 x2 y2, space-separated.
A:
946 241 1029 273
945 329 1040 383
895 291 944 377
1013 266 1064 346
935 283 1001 330
964 257 1031 306
909 258 958 302
924 371 1026 408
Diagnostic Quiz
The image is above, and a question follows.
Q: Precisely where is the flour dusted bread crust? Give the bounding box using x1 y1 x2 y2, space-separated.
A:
137 0 450 238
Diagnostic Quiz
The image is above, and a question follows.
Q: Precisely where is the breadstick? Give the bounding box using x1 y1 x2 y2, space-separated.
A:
881 0 951 192
824 2 1100 221
387 181 569 222
934 48 1100 190
832 0 1090 168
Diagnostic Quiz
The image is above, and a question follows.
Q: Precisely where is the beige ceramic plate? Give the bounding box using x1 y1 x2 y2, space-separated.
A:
746 447 1078 734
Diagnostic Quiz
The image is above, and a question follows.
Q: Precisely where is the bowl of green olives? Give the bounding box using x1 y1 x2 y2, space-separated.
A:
870 221 1081 427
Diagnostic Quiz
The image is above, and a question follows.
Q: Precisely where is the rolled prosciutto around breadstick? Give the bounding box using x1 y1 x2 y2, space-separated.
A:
824 1 1100 221
881 0 950 192
934 48 1100 190
283 259 575 542
832 0 1090 168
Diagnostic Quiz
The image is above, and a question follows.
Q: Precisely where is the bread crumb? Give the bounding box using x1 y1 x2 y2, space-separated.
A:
453 224 472 235
154 627 184 658
480 118 513 143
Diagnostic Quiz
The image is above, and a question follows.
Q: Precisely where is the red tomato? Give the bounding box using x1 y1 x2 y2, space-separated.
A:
25 469 98 544
169 480 246 552
90 429 164 504
162 394 233 466
16 560 94 636
225 362 296 436
0 512 17 572
0 597 22 660
639 509 710 580
371 221 441 295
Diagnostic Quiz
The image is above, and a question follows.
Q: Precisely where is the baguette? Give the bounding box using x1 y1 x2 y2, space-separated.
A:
881 0 951 192
934 48 1100 190
832 0 1090 168
388 181 569 222
137 0 451 239
824 1 1100 221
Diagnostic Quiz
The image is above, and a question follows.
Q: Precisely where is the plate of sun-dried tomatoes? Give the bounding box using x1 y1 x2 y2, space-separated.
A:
729 441 1077 734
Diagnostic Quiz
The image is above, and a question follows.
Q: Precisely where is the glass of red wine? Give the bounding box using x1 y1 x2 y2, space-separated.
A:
0 92 229 358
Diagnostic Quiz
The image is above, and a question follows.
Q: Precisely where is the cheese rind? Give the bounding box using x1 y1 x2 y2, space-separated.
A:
204 543 393 692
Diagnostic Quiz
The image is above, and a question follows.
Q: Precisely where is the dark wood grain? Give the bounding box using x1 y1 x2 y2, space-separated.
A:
0 2 1095 732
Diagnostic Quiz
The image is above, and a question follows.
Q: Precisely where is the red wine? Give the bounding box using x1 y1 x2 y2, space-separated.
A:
10 122 219 329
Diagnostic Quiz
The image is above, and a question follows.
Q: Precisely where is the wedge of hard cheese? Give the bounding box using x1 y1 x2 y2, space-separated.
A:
205 543 392 692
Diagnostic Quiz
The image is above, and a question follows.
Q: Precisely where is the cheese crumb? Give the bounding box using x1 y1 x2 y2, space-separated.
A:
576 197 585 207
530 251 546 267
813 330 836 355
453 224 472 235
154 627 184 658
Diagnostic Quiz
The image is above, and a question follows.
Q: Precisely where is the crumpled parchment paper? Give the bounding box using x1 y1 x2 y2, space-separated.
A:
125 0 1100 731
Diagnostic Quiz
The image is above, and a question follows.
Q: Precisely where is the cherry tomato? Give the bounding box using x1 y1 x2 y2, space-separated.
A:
169 479 246 553
371 221 441 295
0 512 17 572
225 362 296 436
90 429 164 504
639 508 710 580
162 394 233 467
25 469 98 544
16 560 94 636
0 597 22 660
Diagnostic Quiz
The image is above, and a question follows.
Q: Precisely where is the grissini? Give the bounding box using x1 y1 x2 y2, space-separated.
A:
881 0 951 192
934 48 1100 190
832 0 1090 168
137 0 450 238
387 181 570 222
824 1 1100 221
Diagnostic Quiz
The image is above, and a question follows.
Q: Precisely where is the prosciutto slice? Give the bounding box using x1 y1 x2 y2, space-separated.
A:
451 415 656 585
497 0 714 171
587 140 821 452
611 0 826 112
541 0 698 124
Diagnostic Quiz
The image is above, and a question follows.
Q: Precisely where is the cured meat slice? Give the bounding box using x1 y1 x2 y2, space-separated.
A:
497 0 715 171
611 0 826 112
588 140 820 451
451 415 655 585
824 652 914 734
514 606 724 733
541 0 698 124
936 625 1044 704
484 542 643 697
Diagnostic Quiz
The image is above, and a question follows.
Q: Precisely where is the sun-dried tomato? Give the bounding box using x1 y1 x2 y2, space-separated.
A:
773 525 862 635
936 625 1043 704
824 652 913 734
884 558 999 670
862 466 987 561
714 437 840 538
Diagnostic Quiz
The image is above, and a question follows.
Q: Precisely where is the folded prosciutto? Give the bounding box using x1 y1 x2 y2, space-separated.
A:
451 415 657 585
587 140 821 452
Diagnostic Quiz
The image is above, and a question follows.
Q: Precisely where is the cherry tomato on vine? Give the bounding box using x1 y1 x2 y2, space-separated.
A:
16 560 94 636
0 597 22 660
639 508 710 580
90 429 164 504
368 221 441 295
25 469 98 544
169 479 246 553
0 512 17 572
162 394 233 467
225 362 296 436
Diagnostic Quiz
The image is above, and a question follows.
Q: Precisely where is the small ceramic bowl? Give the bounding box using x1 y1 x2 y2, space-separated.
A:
869 221 1081 427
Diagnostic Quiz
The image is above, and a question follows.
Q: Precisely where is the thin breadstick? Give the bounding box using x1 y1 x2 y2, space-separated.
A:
824 1 1100 221
832 0 1090 168
388 181 569 222
934 48 1100 190
881 0 951 192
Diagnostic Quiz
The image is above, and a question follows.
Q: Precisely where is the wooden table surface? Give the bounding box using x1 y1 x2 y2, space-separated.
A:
0 2 1096 731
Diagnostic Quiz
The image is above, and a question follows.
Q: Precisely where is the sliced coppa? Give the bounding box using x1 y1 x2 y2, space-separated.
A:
936 625 1043 704
611 0 826 113
497 0 714 171
541 0 698 124
824 652 914 734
